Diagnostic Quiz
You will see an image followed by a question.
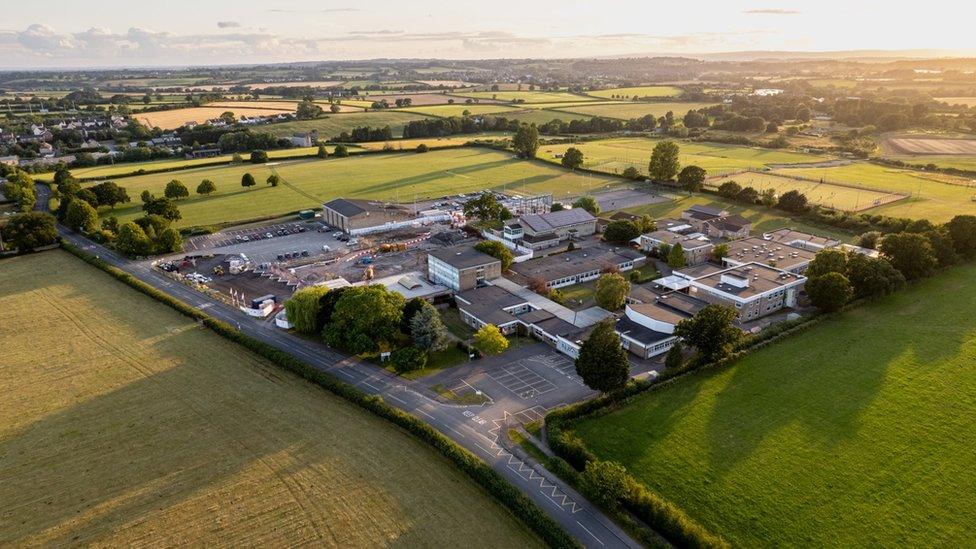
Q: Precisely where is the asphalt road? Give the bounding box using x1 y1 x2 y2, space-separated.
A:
54 220 641 548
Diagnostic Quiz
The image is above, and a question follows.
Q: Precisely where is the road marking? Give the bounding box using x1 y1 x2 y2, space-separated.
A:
361 381 380 391
576 521 605 546
386 393 408 405
416 409 436 420
447 426 466 438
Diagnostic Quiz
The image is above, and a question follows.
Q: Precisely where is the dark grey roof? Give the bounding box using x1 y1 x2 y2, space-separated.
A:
456 285 530 325
520 208 596 233
323 198 366 217
687 204 726 217
615 316 674 345
511 246 644 283
429 245 500 270
710 214 751 231
533 316 584 338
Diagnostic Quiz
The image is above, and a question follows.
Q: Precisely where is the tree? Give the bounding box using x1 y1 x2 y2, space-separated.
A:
241 173 256 189
416 143 429 153
806 248 848 279
401 297 428 333
329 104 341 114
561 147 584 169
777 190 808 212
879 232 938 280
664 341 684 370
463 191 505 221
667 243 687 268
284 286 330 335
250 150 269 164
674 305 741 363
473 324 508 355
316 286 348 331
925 229 959 268
622 166 642 180
3 212 58 252
89 181 130 209
846 253 905 299
575 319 629 392
324 286 405 354
677 165 706 192
512 123 540 159
474 240 514 271
197 179 217 195
550 202 565 212
157 227 183 253
115 222 153 256
296 100 324 119
142 196 181 221
571 196 600 215
65 199 98 233
602 220 640 243
317 144 329 158
718 180 742 199
102 216 119 234
579 460 630 508
595 273 630 311
759 188 777 208
648 140 680 181
737 186 759 204
164 179 189 200
410 303 449 352
391 346 427 374
946 215 976 259
334 144 349 157
712 243 729 261
140 189 154 203
806 272 853 312
267 174 280 187
857 230 882 249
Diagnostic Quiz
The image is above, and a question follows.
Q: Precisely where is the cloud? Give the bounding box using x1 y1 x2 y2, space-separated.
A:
743 9 800 15
266 8 361 13
217 21 241 29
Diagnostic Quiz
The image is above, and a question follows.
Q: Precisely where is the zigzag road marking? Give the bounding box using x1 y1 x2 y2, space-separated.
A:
489 413 581 514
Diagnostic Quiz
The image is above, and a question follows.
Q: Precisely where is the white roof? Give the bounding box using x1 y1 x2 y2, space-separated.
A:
651 275 692 290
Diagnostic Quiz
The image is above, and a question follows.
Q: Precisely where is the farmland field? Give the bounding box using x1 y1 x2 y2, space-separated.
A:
355 134 508 151
451 90 597 103
138 107 292 130
711 172 902 211
883 155 976 171
357 92 492 105
572 262 976 546
500 109 594 124
552 102 718 121
87 148 621 227
540 138 831 176
882 136 976 155
249 80 344 89
264 111 432 139
773 163 976 222
207 101 301 111
0 251 541 547
585 86 684 99
400 104 520 117
936 97 976 107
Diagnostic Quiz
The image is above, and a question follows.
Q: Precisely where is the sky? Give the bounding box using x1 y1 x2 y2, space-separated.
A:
0 0 973 69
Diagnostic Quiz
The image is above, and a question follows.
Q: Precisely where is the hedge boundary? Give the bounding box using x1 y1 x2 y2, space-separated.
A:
60 242 579 549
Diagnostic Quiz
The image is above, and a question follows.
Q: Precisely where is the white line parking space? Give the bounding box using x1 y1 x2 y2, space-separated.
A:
487 362 559 400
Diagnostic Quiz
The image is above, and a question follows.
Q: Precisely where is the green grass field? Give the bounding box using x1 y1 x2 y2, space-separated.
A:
572 262 976 546
90 148 621 228
62 147 349 180
621 194 852 242
551 102 719 121
883 154 976 172
585 86 684 99
712 172 902 211
264 111 432 139
540 138 831 176
451 90 598 103
500 109 595 124
0 251 541 547
400 104 520 117
773 163 976 222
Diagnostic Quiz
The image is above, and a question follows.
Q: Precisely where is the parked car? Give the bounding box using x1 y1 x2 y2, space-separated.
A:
266 232 273 238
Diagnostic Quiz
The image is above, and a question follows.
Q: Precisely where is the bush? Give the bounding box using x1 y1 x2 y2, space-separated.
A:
250 150 269 163
579 460 630 508
391 346 427 373
61 242 577 549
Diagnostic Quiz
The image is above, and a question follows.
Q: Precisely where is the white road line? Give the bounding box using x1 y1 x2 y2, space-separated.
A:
447 426 467 438
361 381 381 391
416 409 436 420
576 520 605 546
386 393 408 405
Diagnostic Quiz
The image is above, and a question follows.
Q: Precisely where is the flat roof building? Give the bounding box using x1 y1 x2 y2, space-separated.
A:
427 245 502 292
688 262 806 321
511 246 645 289
323 198 449 235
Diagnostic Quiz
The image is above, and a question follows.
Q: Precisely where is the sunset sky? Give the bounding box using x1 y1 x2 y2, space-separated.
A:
1 0 972 68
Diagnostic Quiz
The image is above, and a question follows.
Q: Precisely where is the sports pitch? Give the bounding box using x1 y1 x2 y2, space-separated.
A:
713 172 903 211
0 251 541 547
572 262 976 546
87 148 621 228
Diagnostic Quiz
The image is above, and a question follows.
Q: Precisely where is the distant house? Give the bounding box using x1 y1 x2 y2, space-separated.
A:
638 231 714 265
288 131 318 147
0 155 19 167
681 205 751 239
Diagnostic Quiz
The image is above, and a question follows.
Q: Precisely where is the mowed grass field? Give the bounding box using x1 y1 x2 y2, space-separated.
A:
355 134 509 151
551 102 718 121
773 163 976 222
572 262 976 546
62 146 350 180
586 86 684 99
883 154 976 172
621 194 852 242
400 104 519 117
264 111 432 139
138 107 294 130
712 172 902 211
90 148 621 227
540 138 831 176
0 251 542 547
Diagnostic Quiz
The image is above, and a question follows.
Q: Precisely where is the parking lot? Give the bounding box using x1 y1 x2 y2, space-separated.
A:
184 221 351 266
